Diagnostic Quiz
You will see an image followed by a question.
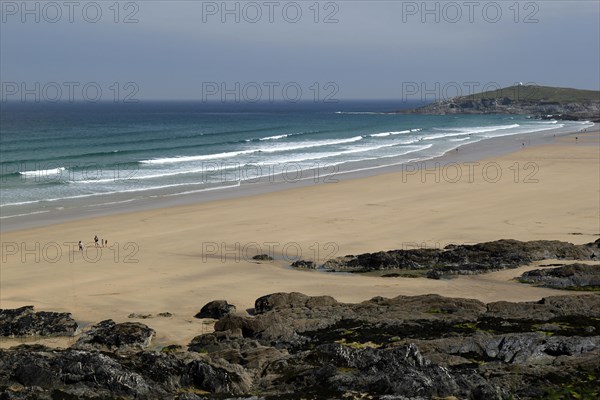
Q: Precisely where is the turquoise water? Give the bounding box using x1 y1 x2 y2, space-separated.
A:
0 101 591 219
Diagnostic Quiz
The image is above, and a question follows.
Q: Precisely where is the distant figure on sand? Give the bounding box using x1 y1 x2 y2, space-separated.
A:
78 241 83 252
94 235 99 247
104 239 108 247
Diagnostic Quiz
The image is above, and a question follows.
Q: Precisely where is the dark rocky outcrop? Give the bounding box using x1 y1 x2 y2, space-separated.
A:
399 85 600 122
405 97 600 121
252 254 274 261
426 269 442 280
518 263 600 290
128 312 173 319
73 319 155 354
1 293 599 399
195 300 237 319
254 292 338 314
485 294 600 320
158 312 173 318
128 312 153 319
0 306 78 337
290 259 316 269
301 239 600 277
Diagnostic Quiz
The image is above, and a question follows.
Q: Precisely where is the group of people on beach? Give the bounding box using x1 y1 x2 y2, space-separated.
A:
77 235 108 252
94 235 108 247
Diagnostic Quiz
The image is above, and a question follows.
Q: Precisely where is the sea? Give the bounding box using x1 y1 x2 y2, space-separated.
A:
0 101 593 222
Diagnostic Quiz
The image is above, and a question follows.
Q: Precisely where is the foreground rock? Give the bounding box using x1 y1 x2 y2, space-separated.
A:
305 239 600 277
73 319 155 354
1 293 598 399
209 293 600 399
0 345 252 399
518 263 600 290
195 300 237 319
0 306 78 337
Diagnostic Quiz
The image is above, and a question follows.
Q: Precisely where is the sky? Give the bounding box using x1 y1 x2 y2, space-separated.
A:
1 0 599 101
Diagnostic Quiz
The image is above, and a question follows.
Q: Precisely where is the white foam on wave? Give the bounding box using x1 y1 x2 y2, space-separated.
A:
260 142 407 165
239 144 435 185
19 167 66 176
260 151 344 165
480 124 564 138
74 137 407 185
4 181 247 210
77 138 422 183
423 124 522 141
421 131 472 141
370 130 410 137
87 199 138 207
160 181 241 197
140 149 257 165
335 111 385 115
140 136 364 165
80 183 243 204
434 124 520 135
0 199 43 207
251 130 319 142
72 164 239 184
0 210 50 219
296 144 435 177
0 181 210 207
246 134 291 142
259 134 289 141
258 136 364 154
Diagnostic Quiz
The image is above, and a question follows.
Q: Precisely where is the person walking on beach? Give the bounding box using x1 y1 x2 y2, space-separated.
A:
94 235 99 247
78 241 83 252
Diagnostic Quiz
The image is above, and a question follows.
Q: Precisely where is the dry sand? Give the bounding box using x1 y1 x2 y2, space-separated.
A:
1 130 598 347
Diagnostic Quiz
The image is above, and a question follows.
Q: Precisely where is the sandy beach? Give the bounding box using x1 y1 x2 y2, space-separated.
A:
1 128 598 348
